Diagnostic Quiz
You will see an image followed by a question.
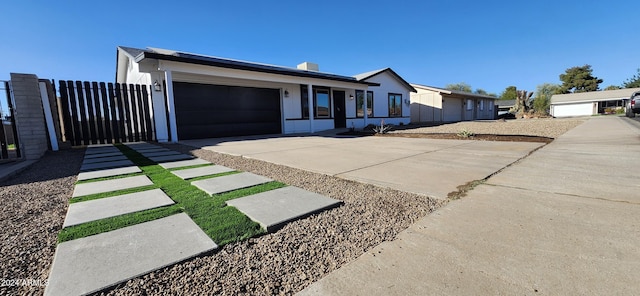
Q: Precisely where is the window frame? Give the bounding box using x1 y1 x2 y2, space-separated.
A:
466 99 473 111
300 85 332 119
355 90 374 118
314 88 331 118
388 93 402 117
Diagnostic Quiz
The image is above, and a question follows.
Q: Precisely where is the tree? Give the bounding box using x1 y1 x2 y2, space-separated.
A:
604 85 621 90
533 83 561 114
445 82 472 93
499 86 517 100
474 88 488 95
558 64 603 93
622 68 640 88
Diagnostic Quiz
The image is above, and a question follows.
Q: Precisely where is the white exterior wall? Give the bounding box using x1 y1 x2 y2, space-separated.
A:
362 72 411 125
410 89 443 122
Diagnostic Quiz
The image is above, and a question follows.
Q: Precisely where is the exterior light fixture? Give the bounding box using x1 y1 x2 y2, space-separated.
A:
153 80 162 92
349 94 354 100
284 89 289 97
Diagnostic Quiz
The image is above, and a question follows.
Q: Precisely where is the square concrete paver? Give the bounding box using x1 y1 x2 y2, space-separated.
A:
82 155 128 164
80 160 134 172
148 154 193 162
140 150 182 158
63 189 175 227
226 186 341 232
192 172 272 195
171 165 234 180
45 213 217 296
133 147 170 153
159 158 211 169
77 166 141 181
83 151 123 159
72 175 153 197
85 147 120 155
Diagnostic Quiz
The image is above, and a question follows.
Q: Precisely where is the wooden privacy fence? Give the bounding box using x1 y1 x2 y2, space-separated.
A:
58 81 155 146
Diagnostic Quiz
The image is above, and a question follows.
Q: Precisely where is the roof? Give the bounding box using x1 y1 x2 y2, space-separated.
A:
410 83 498 100
117 46 377 86
495 99 516 107
354 68 417 92
551 88 640 104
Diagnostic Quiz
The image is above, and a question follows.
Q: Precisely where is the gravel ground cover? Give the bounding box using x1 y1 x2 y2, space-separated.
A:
392 118 586 138
0 149 84 296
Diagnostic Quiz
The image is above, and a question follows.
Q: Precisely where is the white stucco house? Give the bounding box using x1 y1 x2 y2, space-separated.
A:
409 84 497 122
550 88 640 117
115 46 415 142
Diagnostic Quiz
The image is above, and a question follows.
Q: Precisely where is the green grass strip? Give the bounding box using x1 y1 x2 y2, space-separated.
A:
58 205 183 243
61 144 284 246
75 172 144 184
70 185 158 203
186 171 240 182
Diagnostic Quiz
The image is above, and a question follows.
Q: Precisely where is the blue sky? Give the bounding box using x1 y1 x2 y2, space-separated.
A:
1 0 638 97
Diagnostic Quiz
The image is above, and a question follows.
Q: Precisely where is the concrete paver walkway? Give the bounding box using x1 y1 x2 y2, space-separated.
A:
63 189 175 227
45 213 217 296
192 172 272 195
76 166 141 181
227 186 342 232
298 116 640 295
72 175 153 197
160 158 211 169
80 159 134 172
171 165 234 180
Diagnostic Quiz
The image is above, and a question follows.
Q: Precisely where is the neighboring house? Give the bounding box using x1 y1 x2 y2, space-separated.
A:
550 88 640 117
495 99 515 116
116 46 414 142
409 84 497 123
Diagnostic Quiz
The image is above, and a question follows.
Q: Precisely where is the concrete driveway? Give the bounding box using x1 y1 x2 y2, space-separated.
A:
181 134 544 200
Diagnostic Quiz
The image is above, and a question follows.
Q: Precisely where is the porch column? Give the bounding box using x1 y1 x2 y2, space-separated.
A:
307 84 314 133
151 72 168 142
164 70 178 142
362 88 368 126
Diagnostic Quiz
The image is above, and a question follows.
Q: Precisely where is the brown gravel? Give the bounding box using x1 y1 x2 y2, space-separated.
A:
0 149 84 296
392 118 586 138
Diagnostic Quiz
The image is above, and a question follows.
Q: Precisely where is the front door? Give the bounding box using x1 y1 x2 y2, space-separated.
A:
333 90 346 128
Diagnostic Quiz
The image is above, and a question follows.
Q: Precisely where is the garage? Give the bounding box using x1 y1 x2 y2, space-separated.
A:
173 82 281 139
442 98 463 122
551 103 594 117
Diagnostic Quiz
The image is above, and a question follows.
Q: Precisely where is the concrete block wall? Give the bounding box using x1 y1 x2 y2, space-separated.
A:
10 73 49 160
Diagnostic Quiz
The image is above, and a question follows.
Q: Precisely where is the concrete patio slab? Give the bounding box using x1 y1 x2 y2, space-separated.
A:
171 165 234 180
159 158 211 169
72 175 153 197
83 151 123 159
139 150 182 158
77 166 141 181
82 155 128 164
80 159 134 172
148 154 193 162
226 186 341 232
63 189 175 227
192 172 272 195
45 213 217 296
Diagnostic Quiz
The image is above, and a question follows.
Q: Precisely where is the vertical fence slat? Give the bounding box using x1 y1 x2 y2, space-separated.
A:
118 84 133 142
129 84 140 142
141 85 154 141
66 81 82 146
58 81 74 145
83 81 97 144
109 83 122 143
91 82 105 144
75 81 90 145
131 84 146 141
100 82 112 143
114 83 127 143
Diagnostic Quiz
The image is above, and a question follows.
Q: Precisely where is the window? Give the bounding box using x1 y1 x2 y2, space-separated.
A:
388 93 402 117
489 100 493 111
356 90 373 117
466 99 473 111
479 99 484 111
300 85 331 118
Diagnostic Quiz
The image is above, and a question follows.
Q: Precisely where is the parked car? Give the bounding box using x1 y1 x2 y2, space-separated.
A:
626 91 640 117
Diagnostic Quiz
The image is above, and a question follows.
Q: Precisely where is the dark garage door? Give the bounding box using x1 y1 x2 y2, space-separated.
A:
173 82 282 139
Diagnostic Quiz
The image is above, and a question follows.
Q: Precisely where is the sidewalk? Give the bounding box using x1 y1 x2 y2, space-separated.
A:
298 116 640 295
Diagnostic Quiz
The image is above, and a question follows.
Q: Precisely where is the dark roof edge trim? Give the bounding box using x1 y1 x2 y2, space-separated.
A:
137 52 379 86
359 68 417 93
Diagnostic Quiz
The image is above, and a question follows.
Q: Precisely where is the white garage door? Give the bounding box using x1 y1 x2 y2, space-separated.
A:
552 103 594 117
443 98 463 122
